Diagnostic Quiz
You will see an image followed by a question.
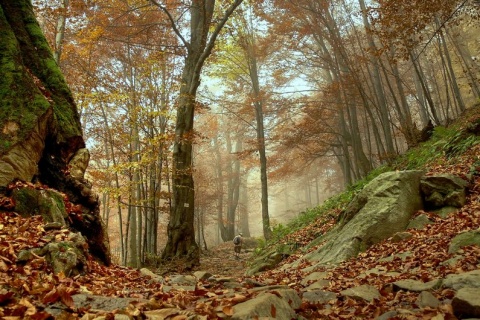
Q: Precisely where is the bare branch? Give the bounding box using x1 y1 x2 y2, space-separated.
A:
195 0 244 78
149 0 190 49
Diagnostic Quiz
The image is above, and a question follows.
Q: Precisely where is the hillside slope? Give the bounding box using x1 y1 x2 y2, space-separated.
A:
1 106 480 319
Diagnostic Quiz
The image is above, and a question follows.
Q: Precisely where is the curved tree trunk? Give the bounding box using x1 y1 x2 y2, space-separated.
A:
0 0 110 265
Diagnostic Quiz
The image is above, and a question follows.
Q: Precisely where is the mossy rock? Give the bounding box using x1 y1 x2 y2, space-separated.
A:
12 186 67 225
448 230 480 254
407 214 433 230
0 1 82 156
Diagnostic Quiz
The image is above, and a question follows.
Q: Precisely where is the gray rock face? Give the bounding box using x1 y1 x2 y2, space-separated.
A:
448 230 480 254
420 174 468 208
443 270 480 290
231 292 298 320
452 288 480 318
392 279 441 292
305 170 424 265
407 214 433 230
416 291 440 308
391 231 413 242
339 285 381 302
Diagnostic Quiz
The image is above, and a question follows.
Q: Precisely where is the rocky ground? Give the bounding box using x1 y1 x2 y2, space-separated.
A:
198 243 250 279
1 110 480 319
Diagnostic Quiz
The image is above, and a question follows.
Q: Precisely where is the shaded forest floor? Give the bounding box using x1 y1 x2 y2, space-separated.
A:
153 242 251 278
199 243 250 278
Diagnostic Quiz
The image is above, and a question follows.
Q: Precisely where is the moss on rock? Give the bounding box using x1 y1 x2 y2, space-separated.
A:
0 5 50 155
0 1 82 157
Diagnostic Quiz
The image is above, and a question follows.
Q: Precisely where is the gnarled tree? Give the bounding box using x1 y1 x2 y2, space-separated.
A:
0 0 110 265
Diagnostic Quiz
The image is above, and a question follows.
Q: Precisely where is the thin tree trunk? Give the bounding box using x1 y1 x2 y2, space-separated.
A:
98 101 125 264
213 135 227 241
410 51 440 125
436 18 465 113
239 174 250 237
358 0 395 155
245 36 273 240
53 0 68 64
446 27 480 98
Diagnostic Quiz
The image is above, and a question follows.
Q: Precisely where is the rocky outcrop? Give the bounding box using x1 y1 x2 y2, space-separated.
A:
420 174 469 209
248 171 470 275
4 180 110 266
304 170 424 266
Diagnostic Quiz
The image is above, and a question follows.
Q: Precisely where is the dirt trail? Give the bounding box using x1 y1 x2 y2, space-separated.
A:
198 242 251 279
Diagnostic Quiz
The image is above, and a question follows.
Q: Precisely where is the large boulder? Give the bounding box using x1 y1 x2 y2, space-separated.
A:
304 170 424 266
420 174 468 209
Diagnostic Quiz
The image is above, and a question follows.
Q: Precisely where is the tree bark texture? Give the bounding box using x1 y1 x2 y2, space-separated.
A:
161 48 201 267
158 0 243 266
0 0 110 265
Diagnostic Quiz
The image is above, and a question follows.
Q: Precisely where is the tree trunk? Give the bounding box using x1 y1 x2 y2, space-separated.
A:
244 35 273 240
0 0 110 264
410 51 440 125
446 26 480 98
239 174 250 237
213 135 227 240
436 18 465 114
161 56 199 266
53 0 68 64
154 0 244 267
358 0 395 156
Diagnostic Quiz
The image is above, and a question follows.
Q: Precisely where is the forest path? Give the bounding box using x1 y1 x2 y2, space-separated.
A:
198 241 251 279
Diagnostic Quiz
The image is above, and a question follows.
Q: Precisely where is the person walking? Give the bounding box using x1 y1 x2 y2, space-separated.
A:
233 233 243 259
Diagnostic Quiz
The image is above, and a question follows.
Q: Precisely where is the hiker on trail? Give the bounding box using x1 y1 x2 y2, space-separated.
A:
233 233 243 259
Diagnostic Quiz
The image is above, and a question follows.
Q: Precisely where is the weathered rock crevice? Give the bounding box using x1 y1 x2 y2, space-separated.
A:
0 0 110 266
247 171 469 275
0 107 52 188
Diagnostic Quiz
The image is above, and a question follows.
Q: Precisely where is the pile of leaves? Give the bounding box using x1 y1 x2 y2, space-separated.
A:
0 206 258 318
1 112 480 319
255 142 480 319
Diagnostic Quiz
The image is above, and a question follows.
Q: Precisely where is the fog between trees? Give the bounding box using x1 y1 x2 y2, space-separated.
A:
32 0 480 266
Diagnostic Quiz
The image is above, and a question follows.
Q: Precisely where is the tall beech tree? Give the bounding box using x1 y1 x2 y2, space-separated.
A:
149 0 244 267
